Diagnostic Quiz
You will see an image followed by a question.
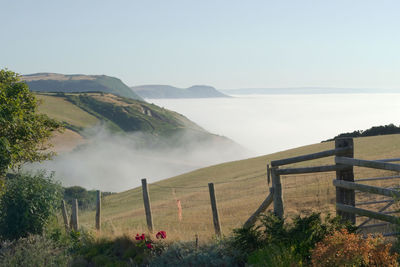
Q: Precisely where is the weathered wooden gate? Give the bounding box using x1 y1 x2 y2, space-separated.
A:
245 137 400 235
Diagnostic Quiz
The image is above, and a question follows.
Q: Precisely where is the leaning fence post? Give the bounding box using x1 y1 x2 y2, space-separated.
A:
244 189 274 228
335 137 355 224
71 198 79 231
96 190 101 231
61 200 70 231
271 167 284 219
141 178 154 233
208 183 222 237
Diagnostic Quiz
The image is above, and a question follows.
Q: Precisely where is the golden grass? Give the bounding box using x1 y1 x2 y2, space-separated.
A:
36 94 99 128
77 134 400 241
48 129 86 153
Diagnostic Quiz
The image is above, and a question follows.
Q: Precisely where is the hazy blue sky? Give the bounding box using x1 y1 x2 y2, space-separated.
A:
1 0 399 89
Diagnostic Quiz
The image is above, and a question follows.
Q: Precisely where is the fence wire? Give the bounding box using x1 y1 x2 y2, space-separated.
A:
280 171 336 219
147 174 271 240
354 168 400 236
280 166 400 236
76 163 400 240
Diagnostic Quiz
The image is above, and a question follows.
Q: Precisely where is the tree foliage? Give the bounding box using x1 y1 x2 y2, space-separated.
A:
0 69 62 176
326 123 400 141
0 172 62 240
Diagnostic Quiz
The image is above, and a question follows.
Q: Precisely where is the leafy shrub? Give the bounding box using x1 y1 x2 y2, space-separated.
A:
231 212 355 264
247 245 303 267
63 186 113 211
150 240 241 267
0 235 71 267
0 172 62 240
311 229 398 267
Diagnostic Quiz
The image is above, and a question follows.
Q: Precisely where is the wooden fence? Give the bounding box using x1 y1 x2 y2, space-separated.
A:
62 137 400 236
61 190 102 232
266 137 400 235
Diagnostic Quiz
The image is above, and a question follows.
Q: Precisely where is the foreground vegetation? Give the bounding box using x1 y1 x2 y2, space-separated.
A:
1 201 399 266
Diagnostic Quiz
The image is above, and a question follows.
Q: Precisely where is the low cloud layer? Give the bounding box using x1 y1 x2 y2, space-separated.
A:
30 127 250 192
150 94 400 155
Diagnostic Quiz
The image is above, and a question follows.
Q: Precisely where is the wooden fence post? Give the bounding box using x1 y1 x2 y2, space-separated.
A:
71 199 79 231
96 190 101 231
335 137 355 224
61 200 70 231
244 190 274 228
271 167 284 219
141 178 154 233
208 183 222 237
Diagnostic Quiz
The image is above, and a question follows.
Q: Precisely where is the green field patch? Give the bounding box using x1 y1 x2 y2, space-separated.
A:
36 94 99 129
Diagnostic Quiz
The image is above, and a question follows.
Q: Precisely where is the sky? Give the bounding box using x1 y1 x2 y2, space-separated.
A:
1 0 400 89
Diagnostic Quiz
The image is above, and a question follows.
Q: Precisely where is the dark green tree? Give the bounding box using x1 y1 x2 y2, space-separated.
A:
0 69 62 176
0 172 62 240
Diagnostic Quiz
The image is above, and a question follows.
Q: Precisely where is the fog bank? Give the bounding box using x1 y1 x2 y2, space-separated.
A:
149 94 400 155
30 128 249 192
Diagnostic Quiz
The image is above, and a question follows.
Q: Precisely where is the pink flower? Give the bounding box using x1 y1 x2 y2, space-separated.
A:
156 231 167 239
146 243 153 249
135 234 141 240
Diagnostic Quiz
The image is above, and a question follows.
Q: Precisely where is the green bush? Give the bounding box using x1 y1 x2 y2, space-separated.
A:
63 185 113 210
247 245 303 267
0 235 71 267
0 172 62 240
231 212 355 264
150 240 241 267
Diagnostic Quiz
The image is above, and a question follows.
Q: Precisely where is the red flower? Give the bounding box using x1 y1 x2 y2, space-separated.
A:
156 231 167 239
135 233 146 241
146 243 153 249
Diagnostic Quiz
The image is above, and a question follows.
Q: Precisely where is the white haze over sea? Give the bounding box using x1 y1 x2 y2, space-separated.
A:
30 93 400 192
149 94 400 156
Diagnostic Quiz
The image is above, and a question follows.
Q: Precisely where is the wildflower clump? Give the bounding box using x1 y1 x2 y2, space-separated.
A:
156 231 167 239
135 233 154 250
134 231 167 255
311 229 398 267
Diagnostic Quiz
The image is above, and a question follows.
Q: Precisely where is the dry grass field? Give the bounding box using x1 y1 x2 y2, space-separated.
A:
76 134 400 241
48 129 86 153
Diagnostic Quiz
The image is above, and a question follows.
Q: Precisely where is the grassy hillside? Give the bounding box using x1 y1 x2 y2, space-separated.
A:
36 92 239 151
23 73 142 100
78 134 400 241
36 94 99 129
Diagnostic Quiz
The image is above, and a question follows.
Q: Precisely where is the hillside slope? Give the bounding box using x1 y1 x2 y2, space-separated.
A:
36 92 246 163
79 134 400 240
23 73 142 100
36 92 232 139
131 84 229 98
